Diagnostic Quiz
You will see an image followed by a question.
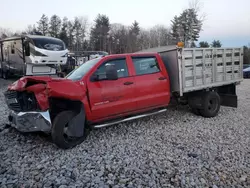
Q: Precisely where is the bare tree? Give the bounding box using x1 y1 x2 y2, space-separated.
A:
24 24 38 35
189 0 207 22
138 29 150 50
25 25 33 34
0 27 13 39
109 23 130 53
150 25 171 47
75 16 89 50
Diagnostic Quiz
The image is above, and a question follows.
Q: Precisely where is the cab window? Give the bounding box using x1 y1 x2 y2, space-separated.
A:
94 58 129 80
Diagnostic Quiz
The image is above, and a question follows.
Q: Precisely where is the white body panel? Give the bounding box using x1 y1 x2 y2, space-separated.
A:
27 47 67 65
179 48 243 95
25 64 56 75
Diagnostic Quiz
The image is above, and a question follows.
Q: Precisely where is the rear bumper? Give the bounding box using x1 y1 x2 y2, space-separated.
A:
8 110 52 133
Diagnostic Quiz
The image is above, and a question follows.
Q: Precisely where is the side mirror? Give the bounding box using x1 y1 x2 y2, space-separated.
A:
91 73 99 81
105 63 118 80
23 41 30 56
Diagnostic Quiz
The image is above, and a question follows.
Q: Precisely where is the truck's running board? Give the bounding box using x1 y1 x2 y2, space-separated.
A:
93 109 167 129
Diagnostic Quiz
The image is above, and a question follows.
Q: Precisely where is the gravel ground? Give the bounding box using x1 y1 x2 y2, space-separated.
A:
0 78 250 188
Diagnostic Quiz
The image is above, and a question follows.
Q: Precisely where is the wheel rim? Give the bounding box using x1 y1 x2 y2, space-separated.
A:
207 98 218 112
63 123 77 142
63 120 83 144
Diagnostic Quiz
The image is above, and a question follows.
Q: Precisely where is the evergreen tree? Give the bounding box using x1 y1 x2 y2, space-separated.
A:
211 40 222 47
90 14 110 51
170 16 181 44
37 14 49 36
191 41 197 47
129 20 140 52
170 8 202 47
243 46 250 65
59 17 69 47
199 41 209 48
49 15 62 37
67 20 75 50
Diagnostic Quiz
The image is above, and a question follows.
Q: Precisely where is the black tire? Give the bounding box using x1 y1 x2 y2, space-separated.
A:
191 108 201 116
51 110 87 149
200 91 220 118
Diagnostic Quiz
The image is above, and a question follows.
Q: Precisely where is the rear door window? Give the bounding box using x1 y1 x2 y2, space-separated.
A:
131 56 160 75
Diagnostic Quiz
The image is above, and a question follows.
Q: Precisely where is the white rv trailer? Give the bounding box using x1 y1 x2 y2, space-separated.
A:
0 35 68 79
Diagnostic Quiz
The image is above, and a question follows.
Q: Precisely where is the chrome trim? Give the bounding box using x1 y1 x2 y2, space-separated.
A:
9 110 52 133
93 109 167 129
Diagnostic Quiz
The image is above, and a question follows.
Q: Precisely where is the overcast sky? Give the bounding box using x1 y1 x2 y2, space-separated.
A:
0 0 249 47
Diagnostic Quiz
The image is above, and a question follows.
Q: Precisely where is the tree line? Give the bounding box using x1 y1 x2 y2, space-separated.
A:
1 0 249 65
0 1 214 53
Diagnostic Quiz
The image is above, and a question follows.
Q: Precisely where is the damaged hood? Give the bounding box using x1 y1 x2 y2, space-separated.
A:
8 76 86 110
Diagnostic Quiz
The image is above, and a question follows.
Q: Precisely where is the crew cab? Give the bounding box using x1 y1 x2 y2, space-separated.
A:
4 45 244 149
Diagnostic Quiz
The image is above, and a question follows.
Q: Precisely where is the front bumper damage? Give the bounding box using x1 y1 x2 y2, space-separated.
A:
8 110 52 133
4 76 86 134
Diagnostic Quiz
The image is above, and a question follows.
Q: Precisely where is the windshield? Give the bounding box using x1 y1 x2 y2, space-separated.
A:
66 58 101 81
32 38 66 51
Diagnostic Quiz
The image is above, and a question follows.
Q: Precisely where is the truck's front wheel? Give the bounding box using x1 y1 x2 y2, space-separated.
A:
200 91 221 118
51 110 87 149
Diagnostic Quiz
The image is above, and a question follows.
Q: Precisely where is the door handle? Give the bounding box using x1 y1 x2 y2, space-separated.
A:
123 81 134 85
158 77 166 80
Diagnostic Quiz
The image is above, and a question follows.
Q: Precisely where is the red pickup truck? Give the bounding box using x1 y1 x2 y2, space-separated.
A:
4 46 244 149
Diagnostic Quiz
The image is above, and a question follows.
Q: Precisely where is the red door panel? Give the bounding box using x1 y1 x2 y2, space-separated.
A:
130 56 170 110
134 73 170 109
87 77 136 120
87 57 137 121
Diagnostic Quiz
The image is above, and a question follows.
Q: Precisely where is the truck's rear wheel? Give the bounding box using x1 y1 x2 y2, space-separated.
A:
51 110 87 149
200 91 220 118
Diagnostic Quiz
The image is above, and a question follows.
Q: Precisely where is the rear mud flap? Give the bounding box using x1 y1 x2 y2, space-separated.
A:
218 83 238 108
219 94 238 108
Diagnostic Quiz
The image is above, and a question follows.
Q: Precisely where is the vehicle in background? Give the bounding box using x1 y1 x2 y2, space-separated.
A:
89 51 108 59
57 56 77 77
0 35 68 79
243 66 250 78
57 51 109 77
243 64 250 69
4 44 244 149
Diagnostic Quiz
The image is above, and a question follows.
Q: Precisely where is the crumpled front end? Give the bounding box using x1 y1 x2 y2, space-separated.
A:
4 76 85 133
8 110 51 133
